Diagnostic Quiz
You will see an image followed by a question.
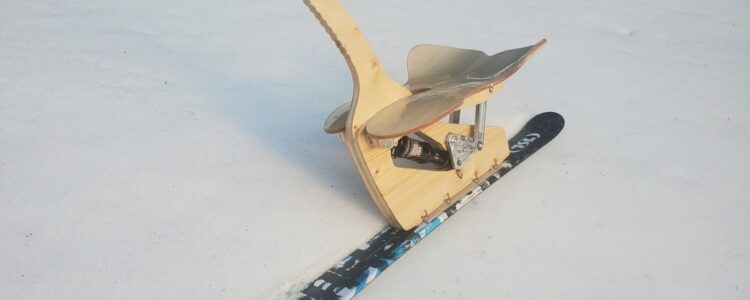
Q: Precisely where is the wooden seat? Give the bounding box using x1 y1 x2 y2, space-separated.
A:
405 42 544 92
323 41 546 136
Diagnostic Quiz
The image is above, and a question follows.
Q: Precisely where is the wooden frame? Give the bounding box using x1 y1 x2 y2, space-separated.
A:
305 0 545 229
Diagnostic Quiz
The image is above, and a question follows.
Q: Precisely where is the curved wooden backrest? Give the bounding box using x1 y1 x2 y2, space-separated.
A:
303 0 412 131
305 0 411 225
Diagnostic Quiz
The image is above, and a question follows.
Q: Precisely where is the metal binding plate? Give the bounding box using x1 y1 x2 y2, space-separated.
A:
446 133 477 169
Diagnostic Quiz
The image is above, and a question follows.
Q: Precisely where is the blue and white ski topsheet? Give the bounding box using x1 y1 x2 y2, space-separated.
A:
301 112 565 300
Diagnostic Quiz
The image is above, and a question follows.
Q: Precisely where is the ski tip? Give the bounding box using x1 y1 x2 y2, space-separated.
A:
508 112 565 156
527 111 565 138
534 111 565 126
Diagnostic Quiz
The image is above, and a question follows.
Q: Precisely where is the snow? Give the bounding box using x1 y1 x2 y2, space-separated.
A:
1 0 748 299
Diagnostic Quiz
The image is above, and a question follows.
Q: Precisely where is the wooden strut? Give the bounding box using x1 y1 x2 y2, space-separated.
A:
305 0 546 230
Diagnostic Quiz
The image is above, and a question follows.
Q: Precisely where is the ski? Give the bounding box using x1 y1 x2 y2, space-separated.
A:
300 112 565 300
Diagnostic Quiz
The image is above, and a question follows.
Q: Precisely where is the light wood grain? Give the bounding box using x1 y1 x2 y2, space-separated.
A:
306 0 538 229
359 123 509 229
305 0 412 224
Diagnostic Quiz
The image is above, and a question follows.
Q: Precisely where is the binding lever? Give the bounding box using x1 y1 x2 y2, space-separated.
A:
446 101 488 169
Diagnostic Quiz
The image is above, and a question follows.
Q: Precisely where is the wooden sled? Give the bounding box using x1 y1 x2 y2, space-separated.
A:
306 0 546 230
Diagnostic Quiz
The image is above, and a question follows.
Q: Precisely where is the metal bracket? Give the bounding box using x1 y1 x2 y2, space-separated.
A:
446 101 488 169
448 110 461 124
446 133 477 169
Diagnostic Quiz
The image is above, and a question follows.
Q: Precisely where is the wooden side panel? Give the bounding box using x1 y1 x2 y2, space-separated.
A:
357 123 510 229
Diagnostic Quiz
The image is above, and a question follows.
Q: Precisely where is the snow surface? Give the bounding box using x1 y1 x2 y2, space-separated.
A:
1 0 749 299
